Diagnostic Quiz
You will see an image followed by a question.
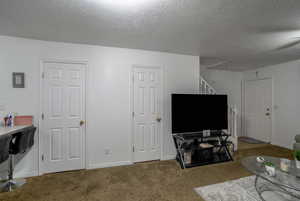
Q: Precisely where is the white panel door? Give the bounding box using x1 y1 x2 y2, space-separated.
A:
133 67 162 162
41 62 86 173
245 78 272 142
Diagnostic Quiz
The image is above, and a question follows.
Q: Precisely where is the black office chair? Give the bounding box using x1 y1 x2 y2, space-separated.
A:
0 135 13 163
0 135 13 191
26 127 36 150
2 126 36 192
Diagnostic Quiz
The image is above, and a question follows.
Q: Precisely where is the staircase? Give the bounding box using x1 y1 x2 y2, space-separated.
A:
199 77 238 151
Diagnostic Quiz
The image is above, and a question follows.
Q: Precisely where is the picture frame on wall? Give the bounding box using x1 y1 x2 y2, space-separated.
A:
12 72 25 88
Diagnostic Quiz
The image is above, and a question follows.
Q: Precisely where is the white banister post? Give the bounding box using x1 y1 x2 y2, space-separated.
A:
228 105 231 135
199 78 203 94
233 105 238 151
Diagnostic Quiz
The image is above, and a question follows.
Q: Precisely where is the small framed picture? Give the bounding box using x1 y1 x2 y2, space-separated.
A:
13 72 25 88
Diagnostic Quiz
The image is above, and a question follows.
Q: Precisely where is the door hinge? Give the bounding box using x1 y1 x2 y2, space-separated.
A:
132 112 135 117
41 154 45 161
132 146 135 152
132 75 134 82
41 113 44 120
42 72 45 79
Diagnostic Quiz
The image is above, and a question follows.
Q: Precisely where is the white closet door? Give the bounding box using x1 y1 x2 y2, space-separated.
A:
133 67 162 162
41 62 86 173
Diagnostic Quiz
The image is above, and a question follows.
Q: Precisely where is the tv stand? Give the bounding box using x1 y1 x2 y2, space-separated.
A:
172 130 233 169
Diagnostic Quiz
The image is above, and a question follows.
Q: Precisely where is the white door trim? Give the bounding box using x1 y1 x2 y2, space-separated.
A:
39 59 88 175
242 77 274 143
130 65 164 163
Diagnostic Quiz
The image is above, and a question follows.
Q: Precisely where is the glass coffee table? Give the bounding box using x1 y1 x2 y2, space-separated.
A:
242 156 300 201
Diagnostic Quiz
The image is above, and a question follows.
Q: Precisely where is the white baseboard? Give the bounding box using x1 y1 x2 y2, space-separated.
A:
0 170 38 180
271 141 291 150
162 154 176 160
87 161 133 170
14 170 39 178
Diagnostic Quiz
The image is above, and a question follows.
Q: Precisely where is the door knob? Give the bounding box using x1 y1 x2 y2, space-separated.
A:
156 117 162 122
80 120 85 126
265 113 270 116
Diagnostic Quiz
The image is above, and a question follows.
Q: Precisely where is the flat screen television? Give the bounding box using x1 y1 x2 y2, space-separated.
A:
172 94 228 133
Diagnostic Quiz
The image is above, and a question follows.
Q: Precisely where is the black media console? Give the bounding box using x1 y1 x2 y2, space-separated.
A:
172 130 233 169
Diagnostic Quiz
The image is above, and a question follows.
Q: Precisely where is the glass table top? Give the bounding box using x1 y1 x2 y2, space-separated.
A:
242 156 300 191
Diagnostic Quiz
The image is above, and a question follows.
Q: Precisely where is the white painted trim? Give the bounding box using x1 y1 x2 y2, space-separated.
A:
0 170 39 180
203 61 229 69
41 59 89 65
130 68 134 163
271 77 275 145
87 161 133 169
130 65 164 163
38 60 43 176
241 79 245 137
160 66 165 161
14 170 39 179
242 77 273 143
161 154 176 161
39 59 88 175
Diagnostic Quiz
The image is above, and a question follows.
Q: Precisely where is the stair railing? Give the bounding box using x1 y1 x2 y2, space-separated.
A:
199 77 216 94
199 76 238 151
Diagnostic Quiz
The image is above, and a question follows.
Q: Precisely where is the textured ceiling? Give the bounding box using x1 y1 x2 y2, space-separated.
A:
1 0 300 71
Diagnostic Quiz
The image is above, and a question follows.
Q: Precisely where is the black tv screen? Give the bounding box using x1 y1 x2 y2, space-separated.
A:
172 94 228 133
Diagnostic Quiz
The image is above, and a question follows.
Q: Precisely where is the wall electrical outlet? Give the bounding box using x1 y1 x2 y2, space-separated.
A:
104 149 111 155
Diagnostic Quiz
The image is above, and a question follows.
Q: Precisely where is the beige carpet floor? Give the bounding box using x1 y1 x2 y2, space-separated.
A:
0 142 292 201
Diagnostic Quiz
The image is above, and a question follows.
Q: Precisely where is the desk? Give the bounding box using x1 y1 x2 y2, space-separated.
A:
0 125 34 192
0 125 32 136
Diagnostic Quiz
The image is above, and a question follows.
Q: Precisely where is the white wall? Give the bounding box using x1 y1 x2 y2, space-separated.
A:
243 59 300 149
201 69 243 136
0 36 199 178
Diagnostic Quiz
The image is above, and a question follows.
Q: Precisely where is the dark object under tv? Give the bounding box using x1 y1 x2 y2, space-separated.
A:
171 94 233 168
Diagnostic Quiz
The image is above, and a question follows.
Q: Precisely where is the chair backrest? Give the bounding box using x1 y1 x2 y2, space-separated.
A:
10 126 37 155
27 127 36 149
10 132 28 154
0 134 13 163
